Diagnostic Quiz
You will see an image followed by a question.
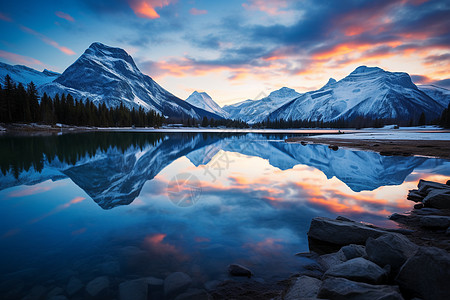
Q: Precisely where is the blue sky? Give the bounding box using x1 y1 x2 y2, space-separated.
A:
0 0 449 105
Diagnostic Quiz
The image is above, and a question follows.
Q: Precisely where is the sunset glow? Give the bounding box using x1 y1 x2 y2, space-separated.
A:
0 0 448 104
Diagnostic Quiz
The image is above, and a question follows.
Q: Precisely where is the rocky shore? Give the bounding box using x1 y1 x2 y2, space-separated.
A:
277 179 450 300
286 137 450 159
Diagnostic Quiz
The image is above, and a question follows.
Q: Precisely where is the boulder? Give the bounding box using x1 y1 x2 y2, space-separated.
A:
324 257 388 284
396 246 450 300
174 288 209 300
308 217 388 245
422 189 450 209
119 279 148 300
418 180 450 194
85 276 109 298
66 277 83 296
339 244 367 260
317 277 404 300
317 251 346 271
46 287 64 298
228 264 252 277
284 275 322 300
413 208 442 215
22 285 47 300
419 215 450 228
164 272 192 297
98 260 120 275
366 233 418 273
408 190 425 202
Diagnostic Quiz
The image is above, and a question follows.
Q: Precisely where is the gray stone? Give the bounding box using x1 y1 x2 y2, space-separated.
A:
46 287 64 299
408 190 425 202
308 217 388 245
396 246 450 300
174 288 209 300
419 215 450 228
119 279 148 300
318 277 404 300
317 251 346 271
414 203 424 209
366 233 418 272
324 257 388 284
284 276 322 300
228 264 252 277
85 276 110 298
204 280 220 291
413 208 442 215
389 213 411 222
339 244 367 260
142 276 164 286
22 285 47 300
164 272 192 297
47 296 68 300
422 189 450 209
418 179 450 194
66 277 83 296
98 261 120 275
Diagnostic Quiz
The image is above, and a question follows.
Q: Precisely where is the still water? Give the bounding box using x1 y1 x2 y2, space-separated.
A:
0 132 449 299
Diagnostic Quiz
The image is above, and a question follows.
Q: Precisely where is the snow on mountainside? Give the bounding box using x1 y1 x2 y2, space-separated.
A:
418 85 450 108
186 91 229 118
269 66 444 122
0 62 60 86
223 87 301 124
39 42 222 120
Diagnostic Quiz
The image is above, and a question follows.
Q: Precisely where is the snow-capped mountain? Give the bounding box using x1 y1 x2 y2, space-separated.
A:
223 87 301 124
0 62 60 86
269 66 444 122
185 91 229 118
39 42 222 119
418 85 450 108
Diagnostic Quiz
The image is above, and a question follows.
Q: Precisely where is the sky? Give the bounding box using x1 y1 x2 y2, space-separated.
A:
0 0 449 105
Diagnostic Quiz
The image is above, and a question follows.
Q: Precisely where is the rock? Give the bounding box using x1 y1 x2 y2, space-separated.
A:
389 213 411 222
447 180 450 185
284 275 322 300
408 190 425 202
447 227 450 236
174 288 209 300
85 276 109 298
366 233 418 273
142 276 164 287
317 251 346 271
329 145 339 151
384 228 415 235
336 216 354 222
321 277 401 299
308 217 388 245
418 179 450 194
396 246 450 300
66 277 84 296
22 285 47 300
339 244 367 260
228 264 252 277
419 215 450 228
422 189 450 209
164 272 192 297
413 207 442 215
318 277 404 300
98 261 120 275
48 296 68 300
204 280 221 291
414 203 424 209
46 287 64 298
324 257 388 284
119 279 148 300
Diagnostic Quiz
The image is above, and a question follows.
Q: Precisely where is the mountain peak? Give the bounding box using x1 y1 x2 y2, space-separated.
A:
83 42 135 65
186 91 229 118
268 87 299 99
351 66 383 75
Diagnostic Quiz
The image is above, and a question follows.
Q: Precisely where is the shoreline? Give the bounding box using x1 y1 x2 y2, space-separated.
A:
286 137 450 159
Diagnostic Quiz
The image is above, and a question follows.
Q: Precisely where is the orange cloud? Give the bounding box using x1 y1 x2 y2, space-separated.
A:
242 0 288 15
0 12 12 22
143 233 188 260
20 26 75 55
7 185 51 197
0 50 44 67
55 11 75 22
129 0 176 19
29 196 85 224
190 8 207 15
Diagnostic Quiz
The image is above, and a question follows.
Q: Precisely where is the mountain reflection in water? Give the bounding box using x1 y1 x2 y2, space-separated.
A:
0 132 449 298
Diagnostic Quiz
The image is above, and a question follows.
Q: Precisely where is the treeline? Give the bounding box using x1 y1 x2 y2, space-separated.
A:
0 132 164 178
439 103 450 128
252 113 435 129
0 75 164 127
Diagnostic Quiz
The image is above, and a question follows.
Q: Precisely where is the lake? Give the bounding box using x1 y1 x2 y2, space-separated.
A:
0 131 449 299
